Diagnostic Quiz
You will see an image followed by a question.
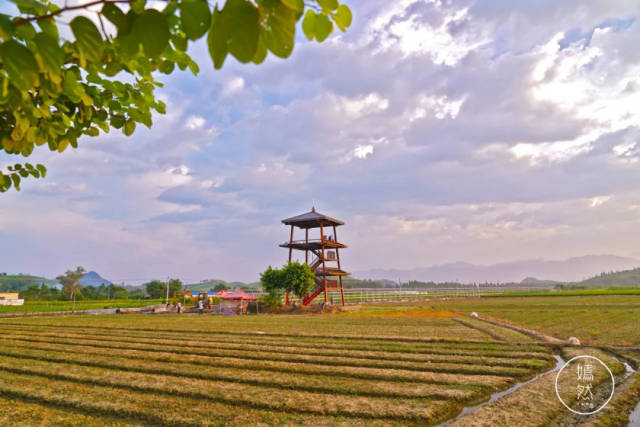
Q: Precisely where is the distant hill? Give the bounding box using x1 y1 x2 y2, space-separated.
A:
354 255 640 284
185 280 261 292
0 274 59 291
185 279 233 292
342 277 398 288
520 277 560 286
578 268 640 287
78 271 112 287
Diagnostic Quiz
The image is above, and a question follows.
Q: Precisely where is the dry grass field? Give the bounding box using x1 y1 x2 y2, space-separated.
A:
0 312 554 426
0 295 638 426
362 295 640 346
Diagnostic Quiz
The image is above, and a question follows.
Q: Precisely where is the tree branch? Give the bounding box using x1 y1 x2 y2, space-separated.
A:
96 11 110 41
15 0 134 26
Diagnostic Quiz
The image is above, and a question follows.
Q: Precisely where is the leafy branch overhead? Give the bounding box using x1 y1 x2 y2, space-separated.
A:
0 0 352 192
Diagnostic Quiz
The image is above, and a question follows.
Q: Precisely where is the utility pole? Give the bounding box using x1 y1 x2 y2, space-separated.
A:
165 277 170 304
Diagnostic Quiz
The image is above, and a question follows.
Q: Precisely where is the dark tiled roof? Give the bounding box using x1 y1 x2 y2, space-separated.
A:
282 208 344 228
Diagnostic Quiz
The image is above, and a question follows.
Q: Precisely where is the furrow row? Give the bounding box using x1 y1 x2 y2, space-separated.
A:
0 343 516 387
0 368 457 423
0 324 550 356
0 331 552 369
0 336 536 377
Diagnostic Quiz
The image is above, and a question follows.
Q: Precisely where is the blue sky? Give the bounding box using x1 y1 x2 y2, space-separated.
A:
2 0 640 283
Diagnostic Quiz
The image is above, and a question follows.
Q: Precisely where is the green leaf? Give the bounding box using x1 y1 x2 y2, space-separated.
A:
252 32 267 64
110 115 125 129
10 173 20 191
36 164 46 178
57 138 69 153
102 3 128 31
207 6 228 69
317 0 339 11
70 16 104 63
12 0 47 15
171 33 188 51
302 10 316 41
37 18 59 41
158 60 175 74
154 100 166 114
86 126 100 137
0 14 13 41
124 120 136 136
0 40 39 90
33 32 64 77
130 0 146 13
281 0 304 13
314 13 333 42
225 0 260 63
1 174 11 190
261 0 296 58
181 0 211 40
14 21 36 40
333 4 352 31
132 9 170 58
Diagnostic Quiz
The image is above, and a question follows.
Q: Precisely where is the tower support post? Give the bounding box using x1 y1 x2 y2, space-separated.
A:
320 223 327 303
334 225 345 306
305 228 309 264
286 224 294 305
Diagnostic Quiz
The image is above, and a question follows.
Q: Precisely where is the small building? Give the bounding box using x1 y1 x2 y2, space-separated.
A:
0 292 24 306
214 290 257 314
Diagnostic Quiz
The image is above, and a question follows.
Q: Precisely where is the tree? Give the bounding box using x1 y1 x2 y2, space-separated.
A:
0 0 352 192
145 280 166 299
167 278 183 299
57 266 85 311
260 265 283 291
281 261 315 298
145 278 182 299
108 283 129 299
211 282 230 292
260 261 315 303
260 265 285 307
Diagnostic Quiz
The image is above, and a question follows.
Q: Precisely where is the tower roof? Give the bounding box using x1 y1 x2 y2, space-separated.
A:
282 207 344 228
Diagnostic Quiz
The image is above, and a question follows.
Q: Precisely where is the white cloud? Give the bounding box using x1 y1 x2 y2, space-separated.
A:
367 1 490 65
337 93 389 118
509 137 594 164
407 94 465 121
353 144 374 160
590 196 611 207
185 115 206 130
222 76 245 97
527 23 640 163
200 178 224 189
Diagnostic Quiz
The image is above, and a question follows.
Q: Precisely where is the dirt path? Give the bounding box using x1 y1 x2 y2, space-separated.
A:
468 312 565 344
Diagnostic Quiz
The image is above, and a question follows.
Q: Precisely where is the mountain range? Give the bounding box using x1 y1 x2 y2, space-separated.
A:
354 255 640 284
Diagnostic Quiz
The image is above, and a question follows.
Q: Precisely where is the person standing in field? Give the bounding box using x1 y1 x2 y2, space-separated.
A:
177 302 182 314
198 300 204 314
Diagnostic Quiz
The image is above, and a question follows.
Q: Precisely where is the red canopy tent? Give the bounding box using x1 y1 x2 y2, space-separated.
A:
221 289 257 301
211 289 232 297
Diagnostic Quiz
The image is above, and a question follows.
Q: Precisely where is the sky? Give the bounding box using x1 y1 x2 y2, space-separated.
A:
2 0 640 283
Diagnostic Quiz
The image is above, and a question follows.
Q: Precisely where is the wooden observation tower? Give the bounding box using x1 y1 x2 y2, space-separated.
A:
280 207 349 306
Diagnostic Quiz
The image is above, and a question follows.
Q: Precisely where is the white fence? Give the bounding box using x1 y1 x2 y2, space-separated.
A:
246 285 555 304
0 299 25 306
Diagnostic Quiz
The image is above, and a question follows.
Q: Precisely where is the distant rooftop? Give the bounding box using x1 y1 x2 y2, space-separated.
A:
282 207 344 228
